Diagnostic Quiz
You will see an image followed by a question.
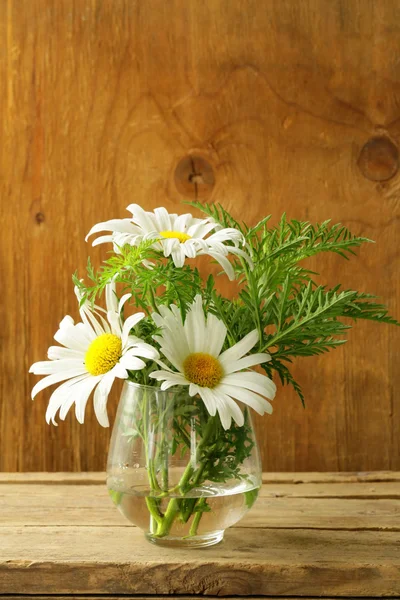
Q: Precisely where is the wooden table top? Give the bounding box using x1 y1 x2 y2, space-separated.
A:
0 472 399 598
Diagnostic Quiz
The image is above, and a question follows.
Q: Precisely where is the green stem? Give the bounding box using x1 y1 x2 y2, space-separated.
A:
147 286 159 314
142 390 161 493
178 416 216 495
189 498 208 537
148 459 161 493
180 463 207 523
152 416 218 536
146 497 163 527
156 498 180 537
241 257 263 351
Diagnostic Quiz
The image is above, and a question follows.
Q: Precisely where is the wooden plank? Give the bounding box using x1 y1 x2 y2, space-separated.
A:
0 472 106 485
259 481 400 499
0 526 399 596
261 471 400 483
2 480 399 499
1 484 399 531
1 471 399 485
1 0 399 475
0 597 349 600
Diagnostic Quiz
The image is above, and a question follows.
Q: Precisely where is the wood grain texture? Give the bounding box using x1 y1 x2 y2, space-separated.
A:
0 0 399 472
1 528 399 595
0 473 399 596
2 470 400 483
1 483 399 530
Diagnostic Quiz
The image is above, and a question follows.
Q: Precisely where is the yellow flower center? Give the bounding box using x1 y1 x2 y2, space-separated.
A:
160 230 191 243
183 352 223 388
85 333 122 376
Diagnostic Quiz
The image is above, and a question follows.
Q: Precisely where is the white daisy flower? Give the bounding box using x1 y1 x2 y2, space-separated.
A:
29 284 159 427
86 204 252 281
149 296 276 429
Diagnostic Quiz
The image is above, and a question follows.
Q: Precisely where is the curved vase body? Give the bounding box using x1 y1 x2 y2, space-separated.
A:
107 382 262 547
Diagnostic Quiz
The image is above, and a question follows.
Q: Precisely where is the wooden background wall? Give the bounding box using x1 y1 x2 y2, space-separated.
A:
1 0 399 472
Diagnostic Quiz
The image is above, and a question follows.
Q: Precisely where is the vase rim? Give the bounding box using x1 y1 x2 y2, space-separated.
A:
124 380 171 393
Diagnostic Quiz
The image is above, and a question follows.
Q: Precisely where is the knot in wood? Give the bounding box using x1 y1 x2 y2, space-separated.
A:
358 136 399 182
174 155 215 200
35 212 45 224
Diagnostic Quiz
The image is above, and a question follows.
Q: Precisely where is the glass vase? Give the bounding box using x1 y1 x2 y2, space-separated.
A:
107 381 262 548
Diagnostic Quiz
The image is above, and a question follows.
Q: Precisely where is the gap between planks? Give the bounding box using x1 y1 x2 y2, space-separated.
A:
0 597 378 600
0 471 399 485
0 597 372 600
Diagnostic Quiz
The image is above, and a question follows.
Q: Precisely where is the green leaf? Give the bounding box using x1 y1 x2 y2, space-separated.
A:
108 489 123 506
244 487 260 509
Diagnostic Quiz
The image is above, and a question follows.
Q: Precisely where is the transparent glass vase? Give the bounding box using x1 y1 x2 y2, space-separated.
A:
107 381 262 548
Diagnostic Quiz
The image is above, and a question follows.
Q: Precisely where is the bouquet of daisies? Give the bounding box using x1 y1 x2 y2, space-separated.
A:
30 201 396 426
30 202 397 542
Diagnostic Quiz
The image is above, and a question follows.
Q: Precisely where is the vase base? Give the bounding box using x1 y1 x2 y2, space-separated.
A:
145 529 224 548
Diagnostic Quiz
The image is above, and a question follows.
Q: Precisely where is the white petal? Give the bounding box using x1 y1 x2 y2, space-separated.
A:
153 207 172 231
107 310 122 336
82 302 110 332
45 374 90 425
79 304 107 338
106 282 118 314
112 363 130 379
54 322 92 352
157 345 183 371
118 293 132 315
75 322 97 344
93 372 115 427
189 383 199 397
91 234 114 247
223 371 276 400
158 374 189 390
150 368 180 381
227 245 253 268
152 306 190 368
197 387 217 416
214 390 245 428
112 232 141 249
207 250 235 281
47 346 84 360
122 313 145 346
182 240 197 259
152 358 175 372
31 367 88 400
218 384 273 415
184 295 205 353
85 218 137 241
30 359 84 375
205 313 227 357
124 344 159 360
171 245 185 268
188 220 218 239
162 237 178 258
223 352 271 374
173 212 193 232
74 376 103 424
207 228 245 244
142 259 154 269
58 315 74 328
127 203 158 233
219 330 259 364
119 354 146 371
211 390 232 430
167 344 189 369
